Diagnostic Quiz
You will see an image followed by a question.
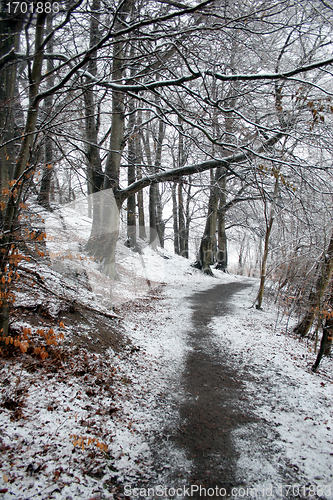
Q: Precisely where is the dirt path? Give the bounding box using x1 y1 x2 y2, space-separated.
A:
142 280 267 498
127 278 333 500
172 281 256 493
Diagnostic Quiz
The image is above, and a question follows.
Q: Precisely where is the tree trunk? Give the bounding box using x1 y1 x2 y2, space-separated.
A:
145 114 165 247
197 187 218 274
177 121 188 257
154 116 165 247
38 14 54 209
141 125 157 246
178 180 186 257
86 0 133 277
135 108 146 239
84 0 104 196
256 175 279 309
84 0 109 258
126 42 140 249
237 235 246 275
294 231 333 337
149 184 158 247
216 172 227 270
311 320 332 372
0 13 46 335
196 167 224 274
0 11 24 204
136 174 146 239
103 83 124 192
126 100 137 249
103 3 130 192
184 177 191 259
172 181 180 254
195 71 236 275
0 15 21 332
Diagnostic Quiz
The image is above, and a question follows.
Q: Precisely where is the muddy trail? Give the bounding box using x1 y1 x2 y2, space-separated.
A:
173 281 256 492
137 279 322 500
146 281 267 498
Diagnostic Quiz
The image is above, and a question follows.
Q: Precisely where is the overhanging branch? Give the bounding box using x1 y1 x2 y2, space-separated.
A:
79 55 333 93
116 130 285 204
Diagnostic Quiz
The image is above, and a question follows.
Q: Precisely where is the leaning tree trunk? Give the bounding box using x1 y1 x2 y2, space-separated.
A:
312 320 332 372
294 230 333 337
85 0 133 278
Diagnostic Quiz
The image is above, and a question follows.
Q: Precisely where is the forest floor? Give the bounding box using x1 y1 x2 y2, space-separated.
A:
117 268 333 500
0 204 332 499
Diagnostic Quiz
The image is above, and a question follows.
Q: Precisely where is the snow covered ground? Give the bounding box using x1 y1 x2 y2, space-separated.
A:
210 285 333 499
0 202 332 499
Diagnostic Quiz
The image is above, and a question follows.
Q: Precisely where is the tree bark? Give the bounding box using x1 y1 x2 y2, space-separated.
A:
126 98 137 249
177 120 187 256
154 115 165 247
0 12 46 335
184 177 191 259
196 167 224 274
256 174 279 309
103 35 125 192
0 10 25 220
144 114 165 247
38 14 55 209
135 109 146 239
178 180 186 256
86 0 133 277
84 0 104 197
294 231 333 337
172 181 179 254
216 172 227 270
311 323 332 372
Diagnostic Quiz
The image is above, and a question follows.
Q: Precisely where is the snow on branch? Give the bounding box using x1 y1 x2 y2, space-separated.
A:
116 130 285 203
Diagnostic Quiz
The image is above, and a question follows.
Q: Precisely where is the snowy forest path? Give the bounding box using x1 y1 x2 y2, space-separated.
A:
172 281 256 491
128 274 332 499
143 279 269 497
